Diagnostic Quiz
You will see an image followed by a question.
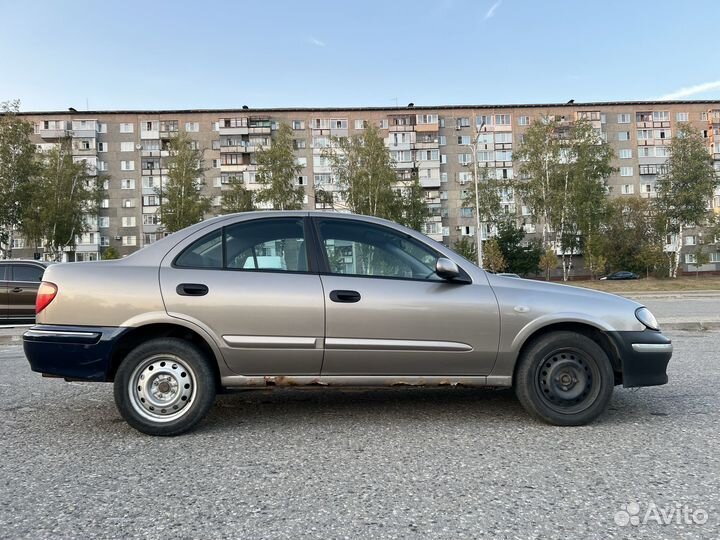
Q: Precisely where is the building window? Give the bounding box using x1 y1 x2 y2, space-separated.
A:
458 153 471 165
143 214 161 226
120 141 134 152
620 167 633 177
122 199 136 208
99 217 110 228
122 236 137 246
100 199 109 208
701 112 708 121
617 113 631 124
684 235 696 246
416 114 438 125
619 149 632 159
143 195 160 207
460 207 473 218
621 184 634 194
458 135 471 145
296 157 307 167
184 122 199 132
354 119 366 129
518 116 530 126
291 120 305 130
653 111 669 122
676 112 689 122
121 179 135 190
121 216 136 227
439 135 446 146
293 139 306 150
97 123 107 134
120 160 135 171
119 123 134 133
456 117 470 128
618 131 630 141
495 150 512 161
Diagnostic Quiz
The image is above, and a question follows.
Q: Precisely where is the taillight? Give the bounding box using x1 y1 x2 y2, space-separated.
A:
36 282 58 314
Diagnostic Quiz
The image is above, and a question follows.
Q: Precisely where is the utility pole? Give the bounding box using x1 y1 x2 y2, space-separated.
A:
463 122 486 268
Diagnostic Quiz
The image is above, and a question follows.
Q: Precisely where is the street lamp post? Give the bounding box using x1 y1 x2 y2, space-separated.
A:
463 122 486 268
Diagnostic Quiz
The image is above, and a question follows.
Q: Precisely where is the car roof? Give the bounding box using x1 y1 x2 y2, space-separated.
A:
0 259 49 266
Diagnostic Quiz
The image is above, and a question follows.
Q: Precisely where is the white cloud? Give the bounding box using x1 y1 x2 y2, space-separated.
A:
484 0 502 20
307 36 326 47
658 80 720 100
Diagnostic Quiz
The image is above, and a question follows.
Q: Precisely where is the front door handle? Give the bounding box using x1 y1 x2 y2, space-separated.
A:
329 290 361 303
176 283 209 296
11 287 23 293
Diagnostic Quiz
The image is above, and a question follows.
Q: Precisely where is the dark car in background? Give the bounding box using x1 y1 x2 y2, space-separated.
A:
0 260 49 321
600 271 639 281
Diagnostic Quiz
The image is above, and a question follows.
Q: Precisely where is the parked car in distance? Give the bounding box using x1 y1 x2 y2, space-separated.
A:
24 212 672 436
600 271 639 281
1 260 49 321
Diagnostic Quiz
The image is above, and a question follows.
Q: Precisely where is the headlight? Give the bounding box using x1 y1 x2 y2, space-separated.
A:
635 307 659 330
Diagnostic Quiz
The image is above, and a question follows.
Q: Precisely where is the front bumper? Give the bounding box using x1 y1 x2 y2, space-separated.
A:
24 325 127 381
608 330 672 387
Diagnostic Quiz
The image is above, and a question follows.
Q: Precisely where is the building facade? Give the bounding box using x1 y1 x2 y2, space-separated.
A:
14 100 720 272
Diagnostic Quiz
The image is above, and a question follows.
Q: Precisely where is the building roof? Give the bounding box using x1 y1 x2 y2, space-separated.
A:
13 99 720 116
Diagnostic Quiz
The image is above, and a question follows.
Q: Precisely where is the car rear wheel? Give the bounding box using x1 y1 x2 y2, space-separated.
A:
113 338 216 436
514 331 614 426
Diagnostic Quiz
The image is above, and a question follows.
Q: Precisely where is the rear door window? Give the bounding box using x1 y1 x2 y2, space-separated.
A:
12 264 45 282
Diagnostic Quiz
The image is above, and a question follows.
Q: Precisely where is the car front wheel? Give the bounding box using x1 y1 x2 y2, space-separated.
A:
514 331 614 426
114 338 216 436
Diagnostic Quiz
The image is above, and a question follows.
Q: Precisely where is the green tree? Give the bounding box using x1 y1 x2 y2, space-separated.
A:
482 238 507 273
324 124 400 218
691 247 711 278
255 123 304 210
598 197 658 274
396 174 428 232
654 123 719 278
452 236 477 263
495 222 542 276
515 118 615 280
539 248 558 281
20 138 102 261
461 166 505 228
102 246 120 260
159 130 210 233
221 175 254 214
0 100 39 258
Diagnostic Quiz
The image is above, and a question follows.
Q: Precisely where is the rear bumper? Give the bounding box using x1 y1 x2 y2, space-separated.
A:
23 325 126 381
608 330 672 387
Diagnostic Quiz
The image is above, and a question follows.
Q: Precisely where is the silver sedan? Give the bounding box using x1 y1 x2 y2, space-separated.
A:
24 212 672 435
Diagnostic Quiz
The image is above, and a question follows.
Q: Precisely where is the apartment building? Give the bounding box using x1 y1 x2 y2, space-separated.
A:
14 100 720 272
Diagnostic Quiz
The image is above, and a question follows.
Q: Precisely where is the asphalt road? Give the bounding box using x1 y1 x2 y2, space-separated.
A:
1 331 719 540
635 296 720 324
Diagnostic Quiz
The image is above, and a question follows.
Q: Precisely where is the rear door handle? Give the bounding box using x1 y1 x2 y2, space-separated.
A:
11 287 23 293
329 290 361 303
176 283 209 296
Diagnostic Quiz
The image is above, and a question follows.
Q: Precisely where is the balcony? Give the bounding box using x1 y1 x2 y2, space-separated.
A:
141 149 169 157
415 123 439 133
420 177 441 188
220 164 249 173
39 127 67 139
220 144 258 154
72 146 97 157
141 129 159 140
142 168 169 176
159 130 178 140
70 129 97 139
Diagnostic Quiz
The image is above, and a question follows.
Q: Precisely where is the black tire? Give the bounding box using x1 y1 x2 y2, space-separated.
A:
514 331 614 426
113 337 216 436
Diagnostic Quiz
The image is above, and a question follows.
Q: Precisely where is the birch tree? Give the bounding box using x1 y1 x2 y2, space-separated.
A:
654 123 718 278
255 123 304 210
515 118 614 280
160 130 210 233
19 138 102 261
0 100 39 258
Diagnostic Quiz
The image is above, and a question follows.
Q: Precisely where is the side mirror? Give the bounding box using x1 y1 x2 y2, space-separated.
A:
436 257 467 282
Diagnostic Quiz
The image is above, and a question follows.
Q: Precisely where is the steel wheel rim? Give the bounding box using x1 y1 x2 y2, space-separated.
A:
535 347 601 415
128 354 197 423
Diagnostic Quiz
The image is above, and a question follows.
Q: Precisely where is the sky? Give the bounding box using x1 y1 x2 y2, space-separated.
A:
1 0 719 112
